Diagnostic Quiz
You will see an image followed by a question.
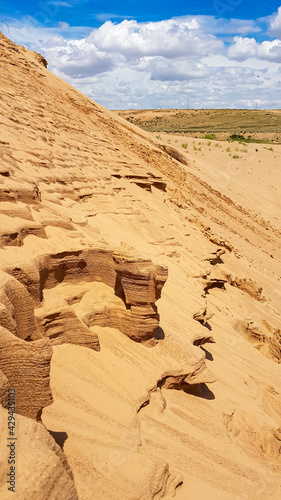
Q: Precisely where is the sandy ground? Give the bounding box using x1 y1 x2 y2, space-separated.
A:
156 133 281 230
0 32 281 500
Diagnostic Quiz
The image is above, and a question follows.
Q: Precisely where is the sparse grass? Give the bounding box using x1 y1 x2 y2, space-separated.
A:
229 132 270 144
207 141 211 146
226 147 231 152
181 143 188 149
248 138 269 143
116 110 281 143
232 155 240 159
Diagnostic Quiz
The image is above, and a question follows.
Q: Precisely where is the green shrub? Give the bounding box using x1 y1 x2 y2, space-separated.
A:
229 133 245 142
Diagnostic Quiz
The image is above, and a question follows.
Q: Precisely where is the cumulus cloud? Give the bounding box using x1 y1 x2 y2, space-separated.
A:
87 19 223 60
212 67 264 86
43 38 115 77
258 39 281 62
136 57 208 81
174 16 261 36
3 8 281 109
228 36 281 63
37 16 224 82
45 35 68 48
269 6 281 38
228 37 258 61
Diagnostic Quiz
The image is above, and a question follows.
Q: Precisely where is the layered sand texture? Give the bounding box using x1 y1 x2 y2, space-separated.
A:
0 33 281 500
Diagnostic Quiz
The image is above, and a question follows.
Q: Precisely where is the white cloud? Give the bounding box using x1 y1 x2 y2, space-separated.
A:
3 9 281 109
45 35 68 48
58 21 70 29
228 36 281 63
50 1 72 7
93 13 134 23
211 66 264 87
88 19 223 60
228 37 258 61
1 17 91 46
269 6 281 38
44 38 115 77
174 16 261 36
258 39 281 62
136 57 209 81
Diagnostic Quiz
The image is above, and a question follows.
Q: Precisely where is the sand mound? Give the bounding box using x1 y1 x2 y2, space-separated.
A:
0 32 281 499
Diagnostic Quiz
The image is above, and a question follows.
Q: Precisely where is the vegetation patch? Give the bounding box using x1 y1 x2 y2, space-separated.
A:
228 133 271 144
204 133 216 140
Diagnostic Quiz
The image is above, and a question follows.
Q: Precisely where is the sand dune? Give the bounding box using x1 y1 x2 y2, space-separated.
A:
0 32 281 499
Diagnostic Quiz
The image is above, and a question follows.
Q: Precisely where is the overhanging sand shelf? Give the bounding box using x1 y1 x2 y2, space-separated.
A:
0 31 281 499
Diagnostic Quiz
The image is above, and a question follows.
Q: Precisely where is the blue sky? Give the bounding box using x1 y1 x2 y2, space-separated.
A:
1 2 281 109
3 1 281 26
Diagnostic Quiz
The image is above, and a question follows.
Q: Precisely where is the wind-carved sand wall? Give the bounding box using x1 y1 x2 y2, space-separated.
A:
36 250 168 344
0 247 169 498
0 249 168 415
0 243 215 499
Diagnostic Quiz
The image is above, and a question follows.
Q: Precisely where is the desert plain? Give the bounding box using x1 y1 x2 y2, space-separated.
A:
0 32 281 500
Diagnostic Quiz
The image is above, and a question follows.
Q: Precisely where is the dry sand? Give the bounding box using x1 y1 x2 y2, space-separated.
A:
0 32 281 499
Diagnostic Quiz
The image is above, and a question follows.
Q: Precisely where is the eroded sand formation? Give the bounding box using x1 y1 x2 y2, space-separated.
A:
0 32 281 499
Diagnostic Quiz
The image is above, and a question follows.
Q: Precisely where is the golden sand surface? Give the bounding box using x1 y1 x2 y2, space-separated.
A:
0 32 281 500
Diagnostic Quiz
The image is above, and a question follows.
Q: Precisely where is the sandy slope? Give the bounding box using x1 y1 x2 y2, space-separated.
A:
155 133 281 231
0 32 281 499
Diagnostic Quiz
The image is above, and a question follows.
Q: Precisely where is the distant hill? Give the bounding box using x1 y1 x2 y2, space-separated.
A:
114 108 281 142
